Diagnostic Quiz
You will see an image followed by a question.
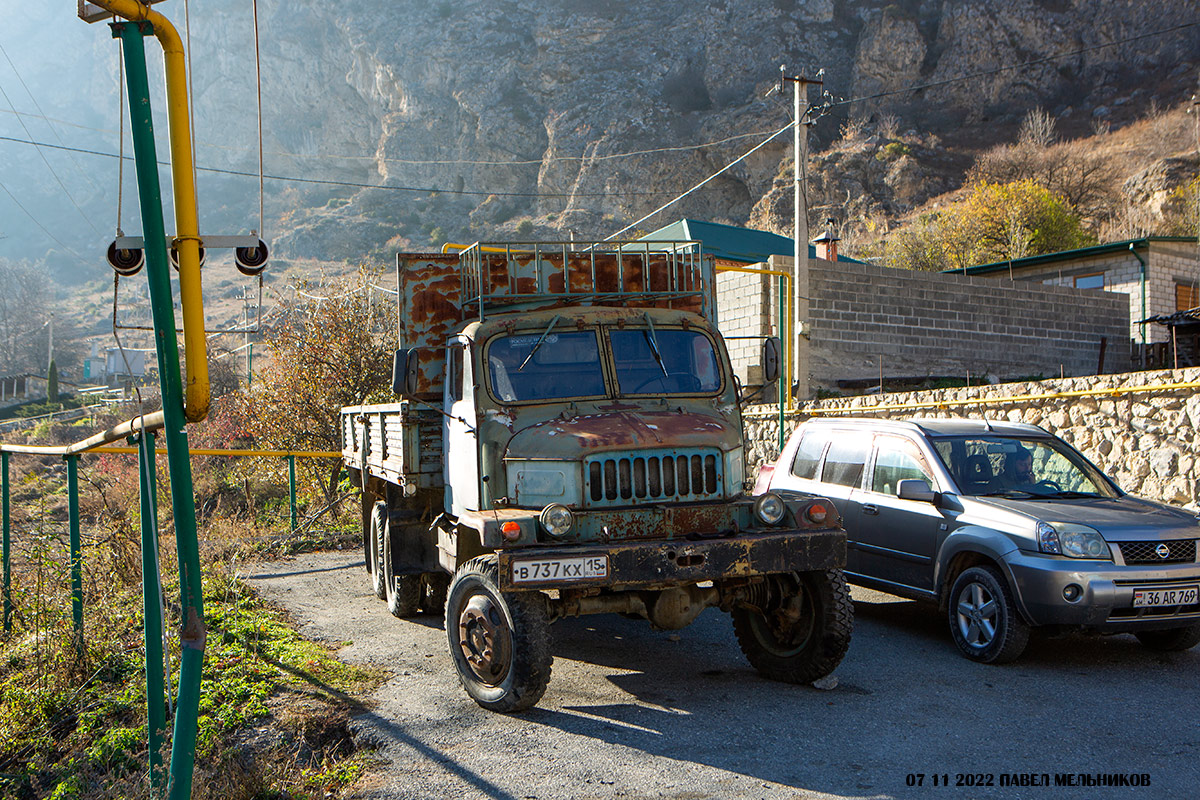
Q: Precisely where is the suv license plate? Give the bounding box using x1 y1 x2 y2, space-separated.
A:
1132 586 1198 607
512 555 609 584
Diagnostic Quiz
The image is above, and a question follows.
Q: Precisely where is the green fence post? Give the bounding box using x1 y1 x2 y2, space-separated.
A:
115 22 206 800
138 431 167 793
288 455 297 533
66 454 83 656
2 451 10 634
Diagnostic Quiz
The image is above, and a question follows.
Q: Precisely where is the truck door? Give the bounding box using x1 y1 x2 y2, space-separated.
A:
443 338 480 514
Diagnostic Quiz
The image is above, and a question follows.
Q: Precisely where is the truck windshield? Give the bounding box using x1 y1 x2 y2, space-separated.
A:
487 331 606 402
611 329 721 395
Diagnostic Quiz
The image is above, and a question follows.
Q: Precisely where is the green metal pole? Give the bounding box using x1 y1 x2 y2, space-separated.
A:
115 22 205 800
66 455 83 656
138 430 166 793
2 451 10 634
288 455 297 533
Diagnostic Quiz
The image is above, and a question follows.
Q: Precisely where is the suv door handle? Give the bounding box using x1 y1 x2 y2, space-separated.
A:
862 504 879 515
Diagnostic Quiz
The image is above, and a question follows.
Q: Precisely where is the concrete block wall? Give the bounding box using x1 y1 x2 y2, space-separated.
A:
715 267 773 386
803 258 1130 388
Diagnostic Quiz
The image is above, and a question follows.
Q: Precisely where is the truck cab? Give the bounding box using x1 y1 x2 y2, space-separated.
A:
343 241 851 712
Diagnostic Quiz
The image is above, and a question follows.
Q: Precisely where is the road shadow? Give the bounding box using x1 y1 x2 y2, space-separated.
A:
523 601 1200 798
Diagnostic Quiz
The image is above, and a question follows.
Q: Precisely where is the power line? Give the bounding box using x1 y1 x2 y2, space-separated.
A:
831 20 1200 110
0 42 106 199
0 70 104 238
0 175 90 263
0 134 736 198
605 122 796 240
0 104 782 168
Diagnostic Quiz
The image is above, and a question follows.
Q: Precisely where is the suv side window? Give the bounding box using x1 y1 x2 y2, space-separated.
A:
791 430 830 479
871 435 935 495
821 434 870 488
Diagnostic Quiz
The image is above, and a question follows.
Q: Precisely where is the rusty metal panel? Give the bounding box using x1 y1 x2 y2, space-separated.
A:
495 529 845 592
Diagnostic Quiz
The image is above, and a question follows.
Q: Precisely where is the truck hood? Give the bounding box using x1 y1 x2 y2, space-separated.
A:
505 409 738 459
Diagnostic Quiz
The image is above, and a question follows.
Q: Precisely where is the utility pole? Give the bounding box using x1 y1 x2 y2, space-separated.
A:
781 67 822 401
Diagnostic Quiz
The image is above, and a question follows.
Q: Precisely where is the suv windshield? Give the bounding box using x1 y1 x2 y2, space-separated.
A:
487 331 606 402
931 435 1119 498
611 329 720 395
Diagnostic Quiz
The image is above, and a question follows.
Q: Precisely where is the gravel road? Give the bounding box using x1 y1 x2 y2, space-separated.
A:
247 550 1200 800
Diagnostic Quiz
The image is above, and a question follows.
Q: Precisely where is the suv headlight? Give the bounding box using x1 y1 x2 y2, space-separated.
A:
539 503 574 537
1037 522 1111 559
754 492 787 526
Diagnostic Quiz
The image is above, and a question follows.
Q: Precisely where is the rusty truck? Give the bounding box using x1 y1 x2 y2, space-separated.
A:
341 240 851 712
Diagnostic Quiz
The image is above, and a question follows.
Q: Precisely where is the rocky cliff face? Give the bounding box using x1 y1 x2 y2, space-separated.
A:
7 0 1200 275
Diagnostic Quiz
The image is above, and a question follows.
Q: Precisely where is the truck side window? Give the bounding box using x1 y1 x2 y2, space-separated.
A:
448 345 463 403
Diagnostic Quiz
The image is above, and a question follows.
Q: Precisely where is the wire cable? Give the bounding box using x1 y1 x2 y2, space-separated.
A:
0 135 716 198
0 76 104 238
604 121 796 240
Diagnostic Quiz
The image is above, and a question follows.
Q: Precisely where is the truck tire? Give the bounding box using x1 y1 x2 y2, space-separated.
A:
420 572 451 615
731 569 853 685
445 556 552 713
383 520 421 618
368 502 387 601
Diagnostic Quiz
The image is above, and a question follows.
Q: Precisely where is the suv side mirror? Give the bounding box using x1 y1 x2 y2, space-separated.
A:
761 336 782 383
392 349 419 398
897 479 938 503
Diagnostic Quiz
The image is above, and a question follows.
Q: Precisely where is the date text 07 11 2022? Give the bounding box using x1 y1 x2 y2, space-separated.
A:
905 773 1152 788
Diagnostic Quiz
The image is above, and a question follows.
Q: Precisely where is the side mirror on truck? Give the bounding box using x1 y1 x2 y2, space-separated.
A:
762 336 782 383
392 349 420 398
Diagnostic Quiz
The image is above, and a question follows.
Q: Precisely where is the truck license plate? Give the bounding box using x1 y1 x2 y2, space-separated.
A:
512 555 608 583
1132 585 1198 607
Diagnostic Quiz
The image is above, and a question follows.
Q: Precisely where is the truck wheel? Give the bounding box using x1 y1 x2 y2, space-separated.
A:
420 572 451 615
368 502 387 601
947 566 1029 664
383 519 421 618
731 570 853 684
445 556 552 713
1134 624 1200 652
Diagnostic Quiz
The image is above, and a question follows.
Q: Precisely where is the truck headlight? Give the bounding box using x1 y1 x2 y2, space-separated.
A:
1037 522 1111 559
754 493 787 526
539 503 574 537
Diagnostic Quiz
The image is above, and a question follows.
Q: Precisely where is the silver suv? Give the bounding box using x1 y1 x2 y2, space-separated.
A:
757 417 1200 663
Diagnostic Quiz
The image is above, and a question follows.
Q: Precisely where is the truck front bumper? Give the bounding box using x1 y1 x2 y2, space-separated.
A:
496 529 845 592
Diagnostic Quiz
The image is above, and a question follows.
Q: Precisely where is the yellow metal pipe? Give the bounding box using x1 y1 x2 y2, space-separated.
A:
795 379 1200 417
94 0 209 423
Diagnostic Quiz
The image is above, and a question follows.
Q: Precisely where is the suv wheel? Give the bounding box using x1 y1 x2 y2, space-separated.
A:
1134 624 1200 652
731 569 853 684
947 566 1029 664
445 556 553 713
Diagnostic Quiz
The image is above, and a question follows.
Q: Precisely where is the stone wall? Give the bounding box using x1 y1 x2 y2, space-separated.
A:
743 367 1200 511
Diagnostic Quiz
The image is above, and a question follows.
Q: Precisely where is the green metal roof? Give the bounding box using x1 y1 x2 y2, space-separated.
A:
641 219 864 264
945 236 1195 276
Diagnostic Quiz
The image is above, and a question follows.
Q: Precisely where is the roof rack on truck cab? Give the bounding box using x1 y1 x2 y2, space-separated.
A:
456 240 713 322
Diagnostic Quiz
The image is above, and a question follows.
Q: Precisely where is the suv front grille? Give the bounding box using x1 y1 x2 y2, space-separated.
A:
584 449 721 507
1115 539 1198 565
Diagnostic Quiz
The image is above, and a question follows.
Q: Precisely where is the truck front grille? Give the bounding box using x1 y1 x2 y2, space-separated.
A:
584 449 722 507
1116 539 1198 565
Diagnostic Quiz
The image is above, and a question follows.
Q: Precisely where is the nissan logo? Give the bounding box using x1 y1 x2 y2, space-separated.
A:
1155 543 1171 559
